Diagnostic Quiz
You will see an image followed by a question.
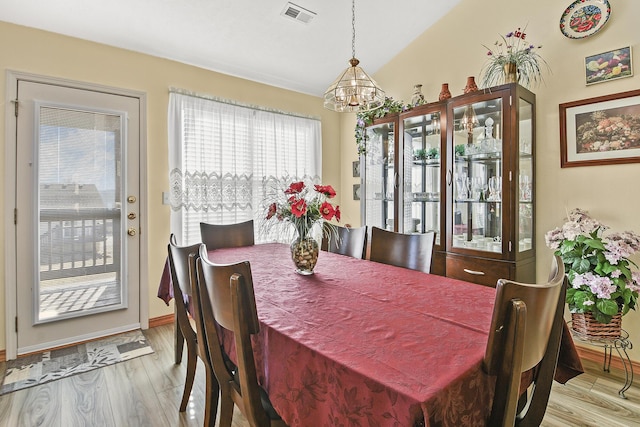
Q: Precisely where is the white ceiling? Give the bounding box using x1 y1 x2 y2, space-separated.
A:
0 0 461 97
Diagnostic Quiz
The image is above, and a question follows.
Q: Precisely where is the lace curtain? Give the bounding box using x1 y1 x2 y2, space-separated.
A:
168 92 321 244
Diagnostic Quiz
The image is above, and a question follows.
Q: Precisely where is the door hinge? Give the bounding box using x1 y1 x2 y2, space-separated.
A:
15 316 18 332
11 99 19 117
509 241 512 252
14 208 17 225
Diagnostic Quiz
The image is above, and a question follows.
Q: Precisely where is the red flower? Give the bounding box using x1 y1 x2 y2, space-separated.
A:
319 202 336 220
266 202 278 219
335 206 341 222
291 199 307 218
285 181 305 195
314 184 336 198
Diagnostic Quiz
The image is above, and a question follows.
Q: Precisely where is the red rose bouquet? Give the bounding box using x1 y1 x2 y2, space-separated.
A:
265 179 340 240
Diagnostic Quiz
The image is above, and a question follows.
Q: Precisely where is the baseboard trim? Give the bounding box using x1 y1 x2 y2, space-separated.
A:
149 314 174 329
575 342 639 373
0 319 172 363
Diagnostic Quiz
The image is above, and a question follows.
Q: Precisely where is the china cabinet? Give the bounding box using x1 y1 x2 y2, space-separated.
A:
361 114 399 235
361 83 535 285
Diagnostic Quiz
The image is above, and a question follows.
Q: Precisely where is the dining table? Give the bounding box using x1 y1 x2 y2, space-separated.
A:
158 242 583 427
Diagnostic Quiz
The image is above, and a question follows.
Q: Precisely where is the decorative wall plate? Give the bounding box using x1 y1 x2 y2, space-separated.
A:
560 0 611 39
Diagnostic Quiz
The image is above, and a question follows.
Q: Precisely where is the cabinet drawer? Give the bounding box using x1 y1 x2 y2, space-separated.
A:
446 255 512 287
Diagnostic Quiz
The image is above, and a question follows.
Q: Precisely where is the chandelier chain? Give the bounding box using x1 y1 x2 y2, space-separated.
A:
351 0 356 59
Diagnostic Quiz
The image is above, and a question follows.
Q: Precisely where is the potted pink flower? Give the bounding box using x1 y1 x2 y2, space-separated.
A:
545 209 640 339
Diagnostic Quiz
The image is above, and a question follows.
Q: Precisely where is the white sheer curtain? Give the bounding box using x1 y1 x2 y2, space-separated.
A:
168 91 321 244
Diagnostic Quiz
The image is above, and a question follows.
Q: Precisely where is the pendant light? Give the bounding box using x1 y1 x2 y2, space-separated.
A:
323 0 385 113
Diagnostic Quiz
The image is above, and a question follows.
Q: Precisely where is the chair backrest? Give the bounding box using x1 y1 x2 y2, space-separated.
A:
483 255 567 427
196 244 273 427
321 224 367 259
368 226 436 273
200 220 255 251
168 234 200 297
167 234 201 341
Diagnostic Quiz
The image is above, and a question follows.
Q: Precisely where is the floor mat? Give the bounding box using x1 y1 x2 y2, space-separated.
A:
0 329 153 395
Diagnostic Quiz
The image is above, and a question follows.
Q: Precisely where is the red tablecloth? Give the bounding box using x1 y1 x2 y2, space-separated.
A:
158 243 582 427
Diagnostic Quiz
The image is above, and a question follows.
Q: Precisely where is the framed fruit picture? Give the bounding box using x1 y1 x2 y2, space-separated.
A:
585 46 633 85
559 89 640 167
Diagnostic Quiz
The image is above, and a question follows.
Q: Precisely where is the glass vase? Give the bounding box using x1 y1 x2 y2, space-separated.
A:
290 236 319 275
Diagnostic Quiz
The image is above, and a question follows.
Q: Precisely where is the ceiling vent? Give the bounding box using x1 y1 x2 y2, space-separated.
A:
281 2 316 24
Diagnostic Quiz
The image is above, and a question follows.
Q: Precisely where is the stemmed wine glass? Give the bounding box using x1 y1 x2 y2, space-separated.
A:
456 176 469 200
519 175 531 201
488 176 501 201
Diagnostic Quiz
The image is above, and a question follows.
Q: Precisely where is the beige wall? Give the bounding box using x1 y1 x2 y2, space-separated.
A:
0 21 341 353
339 0 640 360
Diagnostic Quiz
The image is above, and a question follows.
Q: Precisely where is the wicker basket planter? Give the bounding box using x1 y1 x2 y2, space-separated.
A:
571 311 622 341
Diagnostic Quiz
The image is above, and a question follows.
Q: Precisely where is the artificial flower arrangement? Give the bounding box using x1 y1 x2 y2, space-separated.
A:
265 179 340 240
545 208 640 324
480 26 549 89
355 97 410 155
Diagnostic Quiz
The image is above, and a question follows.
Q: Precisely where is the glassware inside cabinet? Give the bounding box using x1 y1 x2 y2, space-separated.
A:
518 98 534 252
402 112 441 244
364 122 395 230
451 97 503 253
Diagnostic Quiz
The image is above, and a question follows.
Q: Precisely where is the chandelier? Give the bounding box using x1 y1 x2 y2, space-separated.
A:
323 0 385 113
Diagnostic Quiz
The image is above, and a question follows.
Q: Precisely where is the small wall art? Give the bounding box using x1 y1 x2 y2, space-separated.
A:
352 160 360 177
353 184 361 200
559 89 640 167
585 46 633 85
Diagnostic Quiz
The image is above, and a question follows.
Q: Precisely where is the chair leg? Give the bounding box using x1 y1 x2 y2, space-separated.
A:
179 342 198 411
175 312 184 364
218 391 234 427
203 368 220 427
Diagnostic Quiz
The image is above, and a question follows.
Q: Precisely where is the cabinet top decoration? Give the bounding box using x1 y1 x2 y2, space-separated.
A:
479 25 549 89
355 97 409 155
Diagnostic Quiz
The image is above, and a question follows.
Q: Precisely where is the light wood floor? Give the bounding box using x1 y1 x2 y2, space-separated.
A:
0 323 638 427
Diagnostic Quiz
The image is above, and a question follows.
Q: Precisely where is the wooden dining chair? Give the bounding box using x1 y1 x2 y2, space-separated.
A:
368 226 436 273
483 255 567 427
200 220 255 251
196 245 288 427
320 223 367 259
167 235 217 426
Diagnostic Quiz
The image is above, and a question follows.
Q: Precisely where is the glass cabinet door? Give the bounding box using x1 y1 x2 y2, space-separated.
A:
518 98 534 253
451 97 503 253
402 111 442 245
363 121 395 230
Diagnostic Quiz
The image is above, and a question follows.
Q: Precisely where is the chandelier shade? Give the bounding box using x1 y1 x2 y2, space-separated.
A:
323 0 385 113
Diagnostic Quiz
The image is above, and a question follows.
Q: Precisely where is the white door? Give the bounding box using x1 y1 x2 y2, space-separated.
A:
13 79 141 354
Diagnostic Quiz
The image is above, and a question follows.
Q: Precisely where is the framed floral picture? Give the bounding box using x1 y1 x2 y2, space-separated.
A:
560 89 640 167
585 46 633 85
